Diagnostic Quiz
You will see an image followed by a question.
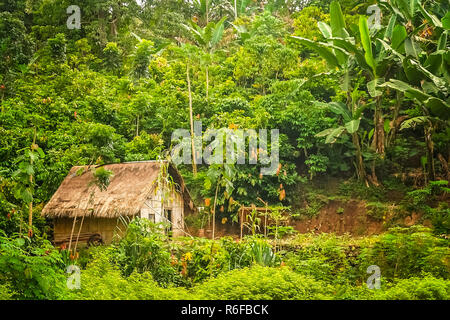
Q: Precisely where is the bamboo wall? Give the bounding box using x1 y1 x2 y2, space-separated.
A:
53 217 124 245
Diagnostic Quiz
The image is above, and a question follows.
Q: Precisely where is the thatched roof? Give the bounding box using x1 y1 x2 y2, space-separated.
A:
42 161 195 218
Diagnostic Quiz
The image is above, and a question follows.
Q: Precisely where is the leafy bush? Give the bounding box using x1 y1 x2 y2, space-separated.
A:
374 276 450 300
357 226 449 281
0 234 67 299
68 249 191 300
0 283 14 300
193 265 333 300
283 233 354 283
110 218 182 286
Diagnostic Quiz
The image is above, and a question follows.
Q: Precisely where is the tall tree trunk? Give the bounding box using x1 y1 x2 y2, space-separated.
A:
234 0 238 20
352 132 368 186
187 64 197 176
437 153 449 181
387 91 402 147
136 115 139 137
425 124 435 182
28 128 36 237
205 65 209 100
369 96 384 186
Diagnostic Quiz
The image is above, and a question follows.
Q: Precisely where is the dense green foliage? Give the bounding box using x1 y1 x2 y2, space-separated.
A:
0 0 448 300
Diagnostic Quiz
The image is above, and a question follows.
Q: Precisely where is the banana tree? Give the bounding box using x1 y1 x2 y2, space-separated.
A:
292 1 385 184
231 0 253 20
193 0 212 25
173 44 202 176
315 92 371 183
183 16 227 100
377 0 449 181
204 161 236 240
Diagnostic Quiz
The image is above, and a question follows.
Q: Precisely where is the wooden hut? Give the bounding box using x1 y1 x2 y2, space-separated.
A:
42 161 196 246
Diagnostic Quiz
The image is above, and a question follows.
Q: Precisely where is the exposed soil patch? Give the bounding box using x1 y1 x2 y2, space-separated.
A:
188 199 427 238
293 199 384 236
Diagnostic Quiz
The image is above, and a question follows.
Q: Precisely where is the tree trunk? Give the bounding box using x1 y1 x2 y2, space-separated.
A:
187 64 197 176
387 91 402 147
369 97 384 186
28 128 37 236
205 65 209 100
437 153 449 181
352 132 368 186
372 98 385 155
424 125 435 182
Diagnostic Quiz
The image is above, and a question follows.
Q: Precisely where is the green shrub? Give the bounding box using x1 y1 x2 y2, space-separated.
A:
283 233 354 283
375 276 450 300
0 283 14 300
110 218 182 286
356 226 449 281
366 202 387 221
0 234 67 300
68 250 192 300
193 265 333 300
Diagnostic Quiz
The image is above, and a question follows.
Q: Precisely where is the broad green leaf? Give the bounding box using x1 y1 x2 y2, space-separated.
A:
443 11 450 29
345 119 360 134
21 188 33 203
328 101 351 122
37 147 45 158
367 79 382 97
425 97 450 120
315 127 335 137
330 1 348 38
378 0 405 21
211 16 227 48
384 118 391 134
424 51 443 75
396 0 413 20
438 31 448 51
291 36 340 68
408 58 447 89
404 37 419 59
368 128 374 140
341 70 350 92
354 102 371 119
318 22 332 39
325 126 346 144
384 14 397 39
391 25 407 51
359 16 376 75
379 79 429 101
377 39 405 60
418 3 442 28
329 37 371 71
400 116 427 130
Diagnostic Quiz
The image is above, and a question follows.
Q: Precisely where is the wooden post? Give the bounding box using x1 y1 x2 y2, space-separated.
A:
239 207 243 240
73 215 85 253
68 215 77 253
